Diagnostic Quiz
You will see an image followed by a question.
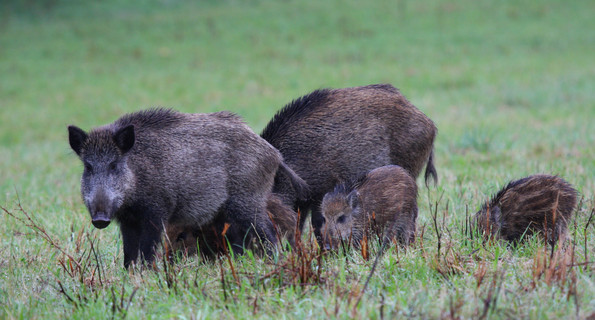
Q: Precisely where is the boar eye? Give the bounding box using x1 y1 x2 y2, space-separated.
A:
109 161 118 172
337 215 346 224
84 162 93 173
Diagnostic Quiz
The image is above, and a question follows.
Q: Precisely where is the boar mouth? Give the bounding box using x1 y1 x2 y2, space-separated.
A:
92 212 111 229
323 236 340 251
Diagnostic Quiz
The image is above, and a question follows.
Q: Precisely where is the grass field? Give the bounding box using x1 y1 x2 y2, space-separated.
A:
1 0 594 318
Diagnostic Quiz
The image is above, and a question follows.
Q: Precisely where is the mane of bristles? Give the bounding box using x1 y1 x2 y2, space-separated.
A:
483 176 532 209
260 89 331 143
114 108 184 132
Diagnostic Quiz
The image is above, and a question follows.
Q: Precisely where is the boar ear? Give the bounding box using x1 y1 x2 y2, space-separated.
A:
347 191 359 210
114 125 135 153
68 125 88 156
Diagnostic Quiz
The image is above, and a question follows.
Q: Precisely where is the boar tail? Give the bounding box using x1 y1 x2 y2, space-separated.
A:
278 162 310 201
424 149 438 187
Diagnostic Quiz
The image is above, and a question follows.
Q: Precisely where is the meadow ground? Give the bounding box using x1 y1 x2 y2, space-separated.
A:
1 0 594 318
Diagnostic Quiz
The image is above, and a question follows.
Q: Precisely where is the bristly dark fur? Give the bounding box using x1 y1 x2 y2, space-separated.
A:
482 176 534 210
260 89 331 144
113 108 185 132
365 83 402 94
261 84 400 145
474 174 578 245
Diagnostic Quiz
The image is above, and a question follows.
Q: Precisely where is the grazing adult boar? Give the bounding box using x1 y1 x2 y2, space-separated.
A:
260 84 436 238
68 108 306 268
320 165 418 250
166 193 297 259
473 174 578 245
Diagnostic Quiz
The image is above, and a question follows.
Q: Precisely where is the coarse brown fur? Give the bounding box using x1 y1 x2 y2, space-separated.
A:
260 84 436 240
473 174 578 246
165 194 297 260
68 108 306 268
320 165 418 250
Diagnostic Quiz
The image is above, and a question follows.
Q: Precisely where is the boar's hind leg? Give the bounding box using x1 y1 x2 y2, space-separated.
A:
383 211 416 248
224 200 278 254
308 200 325 244
296 201 313 232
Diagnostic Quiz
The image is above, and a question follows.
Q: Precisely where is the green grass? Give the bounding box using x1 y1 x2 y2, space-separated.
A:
1 0 594 318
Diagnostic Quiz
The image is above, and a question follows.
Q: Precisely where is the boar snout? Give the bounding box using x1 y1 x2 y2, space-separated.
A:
92 212 111 229
322 231 340 251
86 188 115 229
323 241 335 251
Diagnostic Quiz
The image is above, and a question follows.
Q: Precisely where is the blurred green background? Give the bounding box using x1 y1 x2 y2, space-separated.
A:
0 0 594 318
2 0 593 210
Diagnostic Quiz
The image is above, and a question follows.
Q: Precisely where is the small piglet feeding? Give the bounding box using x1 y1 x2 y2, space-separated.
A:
474 174 577 245
320 165 418 250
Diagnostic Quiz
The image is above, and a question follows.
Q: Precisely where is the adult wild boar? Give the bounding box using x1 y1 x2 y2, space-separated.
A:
260 84 437 238
320 165 418 250
68 108 305 268
473 174 577 245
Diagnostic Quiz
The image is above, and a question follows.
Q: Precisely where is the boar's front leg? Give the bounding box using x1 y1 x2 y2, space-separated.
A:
138 215 164 265
120 211 163 268
120 222 141 269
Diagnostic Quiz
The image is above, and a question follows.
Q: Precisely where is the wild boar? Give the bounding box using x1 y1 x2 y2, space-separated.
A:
473 174 578 245
68 108 306 268
320 165 418 250
260 84 436 239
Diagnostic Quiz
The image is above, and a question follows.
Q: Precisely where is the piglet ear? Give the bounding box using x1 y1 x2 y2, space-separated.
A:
113 125 135 153
347 191 359 210
68 125 88 156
